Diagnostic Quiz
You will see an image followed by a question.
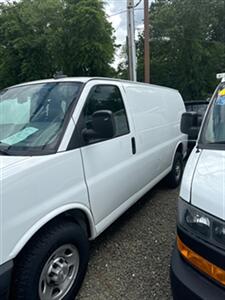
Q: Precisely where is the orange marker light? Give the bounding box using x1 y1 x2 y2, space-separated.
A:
177 236 225 286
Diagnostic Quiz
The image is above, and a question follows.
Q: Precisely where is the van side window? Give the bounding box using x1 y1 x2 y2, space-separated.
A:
83 85 129 143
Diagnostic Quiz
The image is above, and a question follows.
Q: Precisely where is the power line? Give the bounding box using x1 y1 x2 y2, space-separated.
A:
108 7 143 18
108 9 127 17
134 0 143 8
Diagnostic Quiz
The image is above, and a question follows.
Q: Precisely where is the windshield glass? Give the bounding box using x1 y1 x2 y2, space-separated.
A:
200 82 225 147
0 82 82 155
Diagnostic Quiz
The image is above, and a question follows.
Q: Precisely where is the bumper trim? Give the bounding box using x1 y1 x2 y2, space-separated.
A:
170 246 225 300
0 260 13 300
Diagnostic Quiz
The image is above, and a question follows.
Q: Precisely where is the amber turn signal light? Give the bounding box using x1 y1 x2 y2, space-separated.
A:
177 236 225 286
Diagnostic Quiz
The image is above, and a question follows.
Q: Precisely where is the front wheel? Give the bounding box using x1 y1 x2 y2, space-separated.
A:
12 220 89 300
166 152 184 188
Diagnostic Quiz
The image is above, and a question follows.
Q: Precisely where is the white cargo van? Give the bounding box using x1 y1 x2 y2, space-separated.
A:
0 77 186 300
171 74 225 299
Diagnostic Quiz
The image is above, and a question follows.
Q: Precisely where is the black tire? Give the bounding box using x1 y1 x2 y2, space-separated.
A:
166 152 184 188
11 219 89 300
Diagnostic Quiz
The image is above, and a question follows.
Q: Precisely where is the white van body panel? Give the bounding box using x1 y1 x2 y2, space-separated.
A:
180 148 201 202
58 118 76 152
0 78 186 265
77 80 186 229
95 164 171 235
123 83 186 184
78 80 144 225
1 151 90 264
191 149 225 221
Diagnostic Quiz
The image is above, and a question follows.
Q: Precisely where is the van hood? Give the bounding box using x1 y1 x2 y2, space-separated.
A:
0 156 31 170
191 149 225 221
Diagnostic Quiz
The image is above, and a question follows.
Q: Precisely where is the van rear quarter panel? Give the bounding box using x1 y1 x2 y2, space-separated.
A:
163 89 187 159
123 84 185 186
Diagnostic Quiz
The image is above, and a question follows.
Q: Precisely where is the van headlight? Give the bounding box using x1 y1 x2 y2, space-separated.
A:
213 222 225 246
185 209 210 237
178 198 225 248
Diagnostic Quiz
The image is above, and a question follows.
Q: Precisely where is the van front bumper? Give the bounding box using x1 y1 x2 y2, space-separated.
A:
170 247 225 300
0 261 13 300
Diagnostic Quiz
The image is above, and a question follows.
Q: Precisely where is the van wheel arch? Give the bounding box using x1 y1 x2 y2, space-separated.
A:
63 209 91 238
175 142 183 157
166 145 184 188
14 209 92 263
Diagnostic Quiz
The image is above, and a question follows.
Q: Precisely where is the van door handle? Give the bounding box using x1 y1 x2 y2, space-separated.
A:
131 137 136 155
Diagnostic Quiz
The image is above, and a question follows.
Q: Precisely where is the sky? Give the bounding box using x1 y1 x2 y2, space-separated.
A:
105 0 148 67
0 0 150 68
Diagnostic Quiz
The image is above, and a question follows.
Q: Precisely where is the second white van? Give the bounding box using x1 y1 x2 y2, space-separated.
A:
0 77 186 300
171 74 225 300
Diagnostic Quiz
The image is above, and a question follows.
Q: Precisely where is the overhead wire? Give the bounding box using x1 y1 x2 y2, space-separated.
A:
108 7 143 18
134 0 143 8
108 9 127 17
107 0 143 17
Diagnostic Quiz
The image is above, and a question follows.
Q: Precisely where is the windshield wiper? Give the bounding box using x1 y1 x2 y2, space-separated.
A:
0 149 10 155
0 142 11 155
209 141 225 144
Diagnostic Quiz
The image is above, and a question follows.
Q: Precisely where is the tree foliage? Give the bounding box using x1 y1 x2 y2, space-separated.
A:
0 0 115 89
136 0 225 100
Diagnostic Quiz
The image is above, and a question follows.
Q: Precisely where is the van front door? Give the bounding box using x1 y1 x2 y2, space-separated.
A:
78 83 138 231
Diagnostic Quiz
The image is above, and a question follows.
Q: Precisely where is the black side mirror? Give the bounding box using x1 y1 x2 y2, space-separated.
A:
92 110 116 138
82 110 116 142
181 112 200 140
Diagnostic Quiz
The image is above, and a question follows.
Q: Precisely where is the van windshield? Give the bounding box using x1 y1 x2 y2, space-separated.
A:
200 82 225 148
0 82 82 155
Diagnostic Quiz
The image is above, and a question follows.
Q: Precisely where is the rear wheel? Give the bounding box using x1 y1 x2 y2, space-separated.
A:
166 152 183 188
12 220 89 300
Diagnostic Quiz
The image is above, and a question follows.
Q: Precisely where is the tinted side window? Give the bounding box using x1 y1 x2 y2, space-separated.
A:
83 85 129 142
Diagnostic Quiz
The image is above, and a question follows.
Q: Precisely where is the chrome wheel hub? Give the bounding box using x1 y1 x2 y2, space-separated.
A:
39 244 79 300
47 257 70 285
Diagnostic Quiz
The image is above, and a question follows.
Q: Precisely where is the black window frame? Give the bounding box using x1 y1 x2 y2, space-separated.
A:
68 84 130 149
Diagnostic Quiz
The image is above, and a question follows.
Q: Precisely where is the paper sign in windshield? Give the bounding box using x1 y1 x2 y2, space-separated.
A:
1 127 38 145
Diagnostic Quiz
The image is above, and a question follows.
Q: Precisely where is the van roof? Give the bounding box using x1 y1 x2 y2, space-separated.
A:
9 77 179 93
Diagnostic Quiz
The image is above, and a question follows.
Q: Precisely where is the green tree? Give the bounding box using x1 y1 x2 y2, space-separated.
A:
0 0 115 89
136 0 225 100
61 0 115 76
0 0 64 88
116 44 129 79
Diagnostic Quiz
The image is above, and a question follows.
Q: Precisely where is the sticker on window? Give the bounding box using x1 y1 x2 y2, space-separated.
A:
216 94 225 106
218 89 225 97
1 127 38 145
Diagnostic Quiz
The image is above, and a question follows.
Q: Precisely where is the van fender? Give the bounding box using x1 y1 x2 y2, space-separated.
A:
9 203 96 260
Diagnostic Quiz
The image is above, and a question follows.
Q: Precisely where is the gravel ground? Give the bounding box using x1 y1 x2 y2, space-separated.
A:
77 181 179 300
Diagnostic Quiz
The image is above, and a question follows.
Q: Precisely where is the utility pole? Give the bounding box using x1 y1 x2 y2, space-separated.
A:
127 0 137 81
144 0 150 83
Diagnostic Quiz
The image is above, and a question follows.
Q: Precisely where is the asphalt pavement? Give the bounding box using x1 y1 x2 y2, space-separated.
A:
77 181 178 300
